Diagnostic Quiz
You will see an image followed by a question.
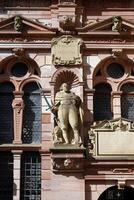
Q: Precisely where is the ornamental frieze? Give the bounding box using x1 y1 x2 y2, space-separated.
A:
52 35 83 66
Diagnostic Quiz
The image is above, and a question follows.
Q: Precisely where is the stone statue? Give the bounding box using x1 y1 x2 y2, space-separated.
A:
112 16 122 32
52 83 83 145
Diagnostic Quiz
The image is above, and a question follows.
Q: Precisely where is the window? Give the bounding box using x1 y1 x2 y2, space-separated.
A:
107 63 125 79
20 152 41 200
0 152 13 200
93 83 112 121
0 82 14 143
22 82 41 143
121 83 134 120
11 62 28 77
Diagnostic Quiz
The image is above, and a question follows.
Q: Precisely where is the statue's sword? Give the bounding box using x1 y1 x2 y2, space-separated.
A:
37 82 58 124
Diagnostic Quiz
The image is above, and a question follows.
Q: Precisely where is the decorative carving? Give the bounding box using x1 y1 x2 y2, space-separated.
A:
52 35 83 66
64 158 73 168
88 130 96 155
14 16 23 32
87 39 126 44
59 15 76 31
52 83 83 146
88 118 134 158
112 16 122 32
112 168 133 174
100 118 129 131
112 48 123 57
117 180 126 189
52 69 79 91
53 158 81 171
12 48 26 57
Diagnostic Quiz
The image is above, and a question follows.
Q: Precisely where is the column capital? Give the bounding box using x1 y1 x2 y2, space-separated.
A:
13 91 24 97
12 150 23 155
84 88 95 94
112 91 122 96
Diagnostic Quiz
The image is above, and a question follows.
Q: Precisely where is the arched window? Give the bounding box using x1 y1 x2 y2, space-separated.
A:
121 83 134 120
22 82 41 143
0 82 14 143
93 83 112 121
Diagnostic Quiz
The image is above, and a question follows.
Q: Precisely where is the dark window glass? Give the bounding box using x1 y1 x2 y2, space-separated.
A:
0 152 13 200
0 69 4 74
107 63 124 79
22 82 41 143
121 83 134 120
0 82 14 143
93 83 112 121
11 62 28 77
20 152 41 200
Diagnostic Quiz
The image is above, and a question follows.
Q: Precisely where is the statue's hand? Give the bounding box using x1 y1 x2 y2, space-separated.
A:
51 106 58 114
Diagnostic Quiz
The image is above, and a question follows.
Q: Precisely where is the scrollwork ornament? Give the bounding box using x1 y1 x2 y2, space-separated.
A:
52 35 83 66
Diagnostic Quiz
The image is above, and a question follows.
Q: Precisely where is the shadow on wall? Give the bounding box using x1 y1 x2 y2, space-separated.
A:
13 183 17 196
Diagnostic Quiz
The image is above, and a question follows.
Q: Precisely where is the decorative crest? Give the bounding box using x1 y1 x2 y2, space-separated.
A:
52 35 83 66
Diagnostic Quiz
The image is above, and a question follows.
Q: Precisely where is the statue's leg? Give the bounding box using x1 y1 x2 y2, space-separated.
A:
58 106 69 144
69 107 79 144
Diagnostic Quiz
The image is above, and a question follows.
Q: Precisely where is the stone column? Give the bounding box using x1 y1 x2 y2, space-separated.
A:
40 152 52 200
12 92 24 144
112 92 122 118
12 150 22 200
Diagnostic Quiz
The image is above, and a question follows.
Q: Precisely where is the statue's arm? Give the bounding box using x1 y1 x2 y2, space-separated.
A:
75 95 84 123
51 92 61 113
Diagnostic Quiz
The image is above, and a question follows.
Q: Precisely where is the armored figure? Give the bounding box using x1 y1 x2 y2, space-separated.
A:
52 83 83 145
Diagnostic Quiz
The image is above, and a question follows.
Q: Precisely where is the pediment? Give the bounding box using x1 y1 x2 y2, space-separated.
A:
0 15 57 35
77 17 134 33
91 118 134 132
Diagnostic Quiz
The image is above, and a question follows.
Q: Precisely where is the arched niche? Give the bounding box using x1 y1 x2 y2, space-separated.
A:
51 68 80 92
50 68 83 103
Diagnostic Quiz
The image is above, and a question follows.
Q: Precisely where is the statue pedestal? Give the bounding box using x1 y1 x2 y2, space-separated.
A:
50 145 85 173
